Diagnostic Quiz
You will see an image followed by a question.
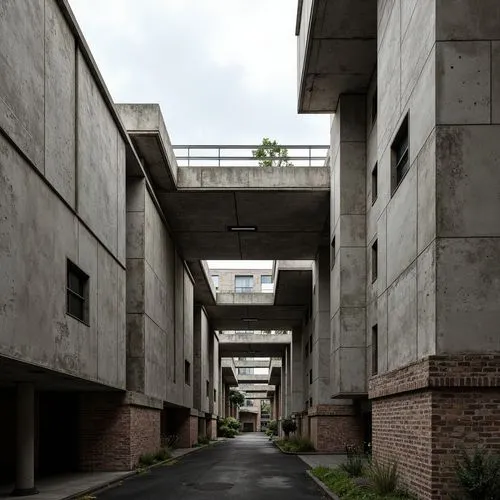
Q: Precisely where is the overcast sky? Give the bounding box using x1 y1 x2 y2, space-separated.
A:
69 0 327 270
68 0 330 146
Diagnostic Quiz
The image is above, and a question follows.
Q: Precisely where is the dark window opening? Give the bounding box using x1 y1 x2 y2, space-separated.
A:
371 163 378 205
331 236 336 269
372 325 378 376
67 260 89 324
206 380 209 397
261 275 272 284
392 115 410 193
372 240 378 283
185 360 191 386
214 389 217 402
309 397 313 408
309 369 313 385
371 87 378 125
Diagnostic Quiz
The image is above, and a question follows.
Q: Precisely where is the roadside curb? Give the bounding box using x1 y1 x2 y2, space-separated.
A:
63 440 225 500
306 470 340 500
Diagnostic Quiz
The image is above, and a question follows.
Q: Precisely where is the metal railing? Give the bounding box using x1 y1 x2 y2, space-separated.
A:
173 145 330 168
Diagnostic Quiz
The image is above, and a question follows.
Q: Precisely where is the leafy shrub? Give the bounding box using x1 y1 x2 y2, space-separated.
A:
267 419 278 435
228 390 245 407
367 459 399 495
197 435 210 445
340 444 366 477
265 428 274 437
455 447 500 499
281 417 297 438
277 437 315 453
223 417 240 431
218 425 237 438
138 452 156 467
154 447 171 462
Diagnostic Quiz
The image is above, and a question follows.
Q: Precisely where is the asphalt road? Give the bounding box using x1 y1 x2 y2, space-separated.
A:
97 433 326 499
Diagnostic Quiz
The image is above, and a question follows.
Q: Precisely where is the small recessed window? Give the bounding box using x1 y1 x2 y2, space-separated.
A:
185 360 191 386
309 397 313 407
372 325 378 376
330 237 336 269
371 87 378 125
67 260 89 324
206 380 209 397
214 389 217 402
261 275 272 284
391 115 410 194
371 163 378 205
212 275 219 291
372 240 378 283
235 275 253 293
309 369 313 385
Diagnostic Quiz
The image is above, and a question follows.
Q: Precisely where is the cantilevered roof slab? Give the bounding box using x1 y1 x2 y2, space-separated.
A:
297 0 377 113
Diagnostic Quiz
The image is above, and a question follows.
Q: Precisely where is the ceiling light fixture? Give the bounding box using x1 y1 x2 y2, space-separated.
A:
227 226 257 232
242 318 258 322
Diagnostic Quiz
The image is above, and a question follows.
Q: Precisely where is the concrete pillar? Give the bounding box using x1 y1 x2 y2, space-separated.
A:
12 383 37 496
291 328 303 414
285 345 292 417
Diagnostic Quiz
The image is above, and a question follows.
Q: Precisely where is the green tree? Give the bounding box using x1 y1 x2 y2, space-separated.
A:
252 138 293 167
261 401 271 414
228 390 245 407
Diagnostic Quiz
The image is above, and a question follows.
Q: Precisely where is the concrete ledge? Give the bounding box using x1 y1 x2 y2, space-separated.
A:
124 391 164 410
306 470 339 500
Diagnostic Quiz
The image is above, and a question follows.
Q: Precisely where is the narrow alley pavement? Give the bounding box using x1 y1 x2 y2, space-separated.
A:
97 433 325 499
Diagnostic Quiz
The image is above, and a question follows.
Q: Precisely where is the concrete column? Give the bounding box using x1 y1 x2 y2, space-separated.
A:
285 345 292 416
291 328 303 414
12 383 37 496
312 246 331 404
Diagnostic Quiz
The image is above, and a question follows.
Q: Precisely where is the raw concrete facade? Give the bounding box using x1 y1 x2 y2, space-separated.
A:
297 0 500 498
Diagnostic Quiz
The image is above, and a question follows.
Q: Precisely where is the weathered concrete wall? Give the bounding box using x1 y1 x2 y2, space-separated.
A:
0 0 126 388
126 182 195 406
193 306 211 413
373 0 437 373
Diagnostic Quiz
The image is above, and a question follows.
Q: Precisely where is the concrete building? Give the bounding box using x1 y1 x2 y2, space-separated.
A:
297 0 500 498
2 1 500 499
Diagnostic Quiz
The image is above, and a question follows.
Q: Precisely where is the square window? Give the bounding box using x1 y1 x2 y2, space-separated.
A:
371 163 378 205
372 325 378 376
261 275 272 284
372 240 378 283
235 275 253 293
185 360 191 386
67 260 89 324
330 237 336 269
391 115 410 194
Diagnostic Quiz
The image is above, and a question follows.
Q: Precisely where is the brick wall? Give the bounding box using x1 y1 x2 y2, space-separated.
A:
308 405 363 452
79 393 160 471
178 415 198 448
207 418 217 440
371 355 500 499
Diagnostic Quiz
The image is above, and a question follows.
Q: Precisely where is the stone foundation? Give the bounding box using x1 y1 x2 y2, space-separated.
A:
308 404 363 452
79 393 161 471
370 354 500 500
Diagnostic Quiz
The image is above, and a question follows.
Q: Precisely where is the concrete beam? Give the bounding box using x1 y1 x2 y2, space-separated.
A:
237 374 269 384
239 384 275 393
217 293 274 306
219 333 291 357
234 360 269 369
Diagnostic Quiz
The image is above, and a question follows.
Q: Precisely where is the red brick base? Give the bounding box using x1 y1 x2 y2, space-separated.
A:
179 414 198 448
308 405 363 452
79 393 160 471
206 418 217 440
370 355 500 500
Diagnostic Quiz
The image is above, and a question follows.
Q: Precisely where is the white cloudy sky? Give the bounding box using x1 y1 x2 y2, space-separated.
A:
68 0 328 270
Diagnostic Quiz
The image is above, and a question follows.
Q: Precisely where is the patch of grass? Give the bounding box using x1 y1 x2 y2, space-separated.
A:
163 459 179 466
276 436 315 453
311 466 414 500
138 453 156 467
138 447 172 468
367 460 399 495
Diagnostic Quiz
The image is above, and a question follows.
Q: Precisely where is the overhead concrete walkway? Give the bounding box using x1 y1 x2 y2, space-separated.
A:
98 434 323 499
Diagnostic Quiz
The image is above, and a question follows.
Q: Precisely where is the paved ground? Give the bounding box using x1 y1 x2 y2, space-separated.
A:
299 453 346 469
97 433 326 499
